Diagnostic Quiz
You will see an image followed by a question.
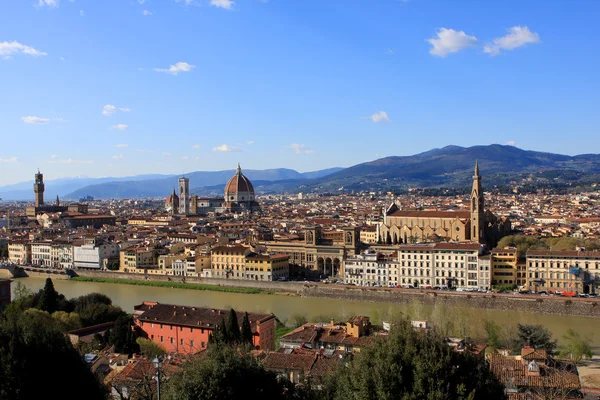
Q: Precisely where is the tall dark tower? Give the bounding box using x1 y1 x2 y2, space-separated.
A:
34 169 45 207
470 161 485 243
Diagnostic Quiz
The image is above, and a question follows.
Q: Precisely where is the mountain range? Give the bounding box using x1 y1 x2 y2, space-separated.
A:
2 144 600 200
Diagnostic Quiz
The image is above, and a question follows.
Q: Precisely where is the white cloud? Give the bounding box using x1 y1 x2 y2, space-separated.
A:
60 56 65 61
143 10 152 15
79 9 84 16
505 141 517 146
368 111 390 123
286 143 314 155
386 49 394 55
0 157 18 163
112 154 124 160
114 144 129 148
111 124 128 130
0 41 47 58
138 0 147 3
135 149 146 153
50 154 58 159
162 152 172 156
246 140 255 145
49 158 93 164
192 144 200 149
212 144 241 152
37 0 59 8
154 61 195 75
22 116 50 124
484 26 540 56
210 0 234 9
427 28 477 57
102 104 131 116
181 156 189 160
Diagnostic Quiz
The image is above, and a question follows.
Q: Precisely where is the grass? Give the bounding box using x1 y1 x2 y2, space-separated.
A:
70 276 273 295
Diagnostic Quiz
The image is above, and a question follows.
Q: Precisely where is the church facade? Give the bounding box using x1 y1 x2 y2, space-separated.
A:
378 162 511 247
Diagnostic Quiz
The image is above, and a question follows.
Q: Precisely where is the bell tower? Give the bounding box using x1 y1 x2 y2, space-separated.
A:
178 176 190 215
34 169 45 207
470 161 485 243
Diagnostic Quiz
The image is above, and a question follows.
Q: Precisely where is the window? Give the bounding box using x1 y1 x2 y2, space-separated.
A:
180 339 184 345
190 340 195 347
170 337 174 344
160 336 164 342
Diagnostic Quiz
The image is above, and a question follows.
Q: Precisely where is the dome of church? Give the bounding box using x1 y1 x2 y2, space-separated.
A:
224 164 255 203
165 190 179 210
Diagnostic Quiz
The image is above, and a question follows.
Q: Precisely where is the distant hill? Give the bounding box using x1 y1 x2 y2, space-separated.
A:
64 167 344 199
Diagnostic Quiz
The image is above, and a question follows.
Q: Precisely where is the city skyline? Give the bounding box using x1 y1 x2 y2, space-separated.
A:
1 0 599 185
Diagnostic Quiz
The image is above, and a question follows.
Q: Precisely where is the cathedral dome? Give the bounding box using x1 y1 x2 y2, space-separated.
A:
165 190 179 211
224 164 255 203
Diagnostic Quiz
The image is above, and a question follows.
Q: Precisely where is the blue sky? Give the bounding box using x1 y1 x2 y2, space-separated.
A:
1 0 599 185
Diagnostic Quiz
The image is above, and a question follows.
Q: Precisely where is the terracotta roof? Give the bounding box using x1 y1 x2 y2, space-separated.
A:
225 165 255 195
387 210 471 219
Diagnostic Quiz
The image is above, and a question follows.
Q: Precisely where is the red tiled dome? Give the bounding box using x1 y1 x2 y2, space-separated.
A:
225 164 254 196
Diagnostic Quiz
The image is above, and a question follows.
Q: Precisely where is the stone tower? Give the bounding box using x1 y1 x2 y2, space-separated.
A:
179 176 189 215
470 161 485 244
34 169 44 207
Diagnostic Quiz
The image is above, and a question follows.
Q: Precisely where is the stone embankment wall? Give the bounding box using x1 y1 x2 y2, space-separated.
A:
74 270 304 292
300 285 600 318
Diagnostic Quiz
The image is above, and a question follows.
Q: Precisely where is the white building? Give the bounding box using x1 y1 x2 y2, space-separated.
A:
343 249 398 287
51 242 73 269
31 241 52 267
73 238 120 269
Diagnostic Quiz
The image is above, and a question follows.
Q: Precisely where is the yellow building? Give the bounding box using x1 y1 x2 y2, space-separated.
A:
526 250 600 293
210 245 289 281
490 247 518 286
119 248 155 272
8 241 31 265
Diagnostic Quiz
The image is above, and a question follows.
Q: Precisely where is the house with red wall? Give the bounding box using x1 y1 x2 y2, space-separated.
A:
133 302 276 354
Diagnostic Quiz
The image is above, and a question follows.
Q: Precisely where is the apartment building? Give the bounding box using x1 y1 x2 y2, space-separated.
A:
490 248 518 286
526 250 600 293
8 241 31 265
31 241 52 267
210 245 289 281
73 238 120 269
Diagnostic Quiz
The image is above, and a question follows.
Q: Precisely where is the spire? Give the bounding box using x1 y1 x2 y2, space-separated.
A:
474 160 480 177
56 195 60 206
237 163 242 175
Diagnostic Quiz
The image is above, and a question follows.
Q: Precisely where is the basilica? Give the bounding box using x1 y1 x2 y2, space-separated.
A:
378 162 511 247
165 164 260 215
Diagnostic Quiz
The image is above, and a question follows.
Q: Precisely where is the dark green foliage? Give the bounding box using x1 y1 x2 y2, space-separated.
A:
72 293 126 327
0 308 106 400
226 308 241 343
109 315 140 355
385 233 392 245
37 278 59 313
512 324 557 353
484 319 501 349
241 312 253 345
321 319 506 400
136 337 166 359
163 345 287 400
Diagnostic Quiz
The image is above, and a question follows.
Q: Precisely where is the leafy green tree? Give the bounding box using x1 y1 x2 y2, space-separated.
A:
0 308 106 400
163 345 287 400
37 278 59 313
484 319 502 349
386 233 392 245
241 312 253 345
136 337 166 359
321 318 506 400
512 324 557 353
226 308 241 344
51 311 82 332
557 329 593 364
291 313 308 328
109 314 140 355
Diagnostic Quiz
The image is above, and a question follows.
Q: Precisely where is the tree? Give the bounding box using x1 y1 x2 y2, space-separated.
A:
241 312 253 346
512 324 557 353
164 345 287 400
385 233 392 245
291 313 308 328
136 337 166 359
37 278 59 314
321 318 505 400
109 314 140 355
52 311 82 332
557 329 593 364
226 308 241 344
484 319 501 349
0 308 106 400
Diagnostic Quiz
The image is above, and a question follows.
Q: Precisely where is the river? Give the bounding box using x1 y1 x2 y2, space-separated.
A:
13 277 600 350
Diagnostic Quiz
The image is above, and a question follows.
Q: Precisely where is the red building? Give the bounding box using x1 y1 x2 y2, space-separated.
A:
0 279 11 312
133 302 276 354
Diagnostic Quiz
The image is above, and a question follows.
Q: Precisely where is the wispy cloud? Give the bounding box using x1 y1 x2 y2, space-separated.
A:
50 154 58 159
154 61 195 75
192 144 200 149
0 157 18 163
79 9 84 16
286 143 314 154
112 154 124 160
49 158 93 164
505 141 517 146
181 156 189 160
114 144 129 148
37 0 59 8
162 152 172 156
484 26 540 56
143 9 152 16
367 111 390 123
210 0 235 10
0 41 47 58
22 116 50 124
427 28 477 57
385 49 394 55
246 140 255 145
111 124 128 130
212 144 241 152
102 104 131 116
138 0 147 3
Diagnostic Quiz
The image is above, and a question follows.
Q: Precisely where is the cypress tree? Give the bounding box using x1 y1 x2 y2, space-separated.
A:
226 309 241 344
241 312 253 345
220 316 230 344
38 278 59 314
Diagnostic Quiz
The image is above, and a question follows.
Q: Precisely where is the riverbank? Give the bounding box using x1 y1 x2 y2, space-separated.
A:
70 276 273 295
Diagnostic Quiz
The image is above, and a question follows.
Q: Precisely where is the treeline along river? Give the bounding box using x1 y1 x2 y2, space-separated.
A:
13 277 600 350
